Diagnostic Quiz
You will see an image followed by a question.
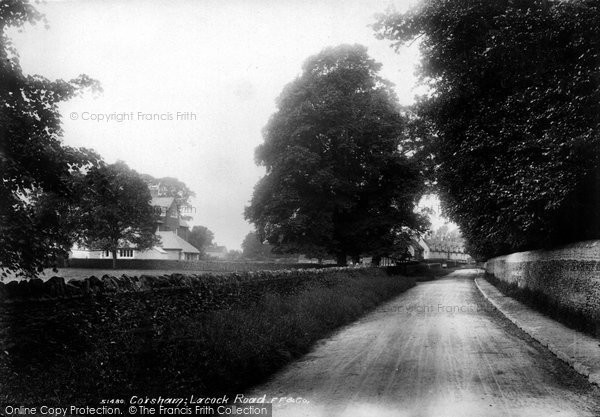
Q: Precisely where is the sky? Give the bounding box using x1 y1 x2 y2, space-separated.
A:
11 0 453 250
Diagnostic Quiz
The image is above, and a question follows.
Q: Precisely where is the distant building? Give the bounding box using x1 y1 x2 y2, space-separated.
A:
69 194 200 261
420 238 472 262
407 237 425 261
405 237 473 263
205 245 228 260
156 230 200 261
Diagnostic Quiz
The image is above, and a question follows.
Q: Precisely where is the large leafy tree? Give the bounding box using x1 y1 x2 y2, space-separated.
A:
76 162 159 269
1 0 101 277
241 231 273 260
245 44 428 265
187 225 214 256
374 0 600 259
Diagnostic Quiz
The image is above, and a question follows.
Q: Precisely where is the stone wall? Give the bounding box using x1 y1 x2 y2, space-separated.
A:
65 258 328 272
484 240 600 323
0 266 413 403
0 267 369 302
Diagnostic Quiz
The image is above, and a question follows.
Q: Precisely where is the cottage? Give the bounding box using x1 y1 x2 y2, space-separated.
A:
69 194 200 261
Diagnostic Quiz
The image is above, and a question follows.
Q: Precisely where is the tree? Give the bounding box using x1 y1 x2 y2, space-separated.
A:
374 0 600 259
76 162 159 269
188 225 214 256
1 0 102 277
225 249 242 261
245 44 428 266
241 231 273 260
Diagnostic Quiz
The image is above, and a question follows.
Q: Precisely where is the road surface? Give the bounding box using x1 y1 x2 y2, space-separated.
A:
249 269 600 417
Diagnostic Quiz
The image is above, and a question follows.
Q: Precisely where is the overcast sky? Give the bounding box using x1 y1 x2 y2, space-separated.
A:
11 0 450 250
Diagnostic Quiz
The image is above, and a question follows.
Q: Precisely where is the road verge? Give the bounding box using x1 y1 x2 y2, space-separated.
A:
475 273 600 386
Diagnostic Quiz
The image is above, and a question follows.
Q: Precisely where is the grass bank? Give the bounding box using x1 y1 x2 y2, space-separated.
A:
0 267 414 403
156 269 415 396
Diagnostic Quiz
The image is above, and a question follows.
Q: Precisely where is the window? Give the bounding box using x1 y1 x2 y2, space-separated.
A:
119 249 134 258
103 250 110 258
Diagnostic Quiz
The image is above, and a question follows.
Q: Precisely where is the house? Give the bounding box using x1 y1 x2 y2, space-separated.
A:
69 193 200 261
404 235 474 263
205 245 228 260
407 237 426 261
149 195 199 260
156 231 200 261
420 238 472 262
70 243 171 260
153 196 180 232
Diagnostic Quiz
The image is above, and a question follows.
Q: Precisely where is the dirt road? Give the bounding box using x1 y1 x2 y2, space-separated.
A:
249 269 600 417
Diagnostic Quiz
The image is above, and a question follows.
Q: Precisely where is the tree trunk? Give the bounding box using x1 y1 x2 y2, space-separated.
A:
372 255 381 267
336 253 347 266
112 249 117 269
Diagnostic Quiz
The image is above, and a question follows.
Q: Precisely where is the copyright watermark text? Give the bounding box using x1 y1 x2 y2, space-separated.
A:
69 111 197 122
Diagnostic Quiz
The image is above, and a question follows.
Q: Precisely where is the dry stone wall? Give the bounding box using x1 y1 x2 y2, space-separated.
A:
65 258 328 272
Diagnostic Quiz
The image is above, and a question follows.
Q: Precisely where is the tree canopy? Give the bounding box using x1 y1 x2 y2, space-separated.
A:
241 231 274 260
1 0 101 277
374 0 600 259
188 225 214 256
245 44 428 265
75 162 159 268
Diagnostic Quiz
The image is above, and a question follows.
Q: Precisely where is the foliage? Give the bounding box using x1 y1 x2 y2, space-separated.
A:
0 0 102 277
75 162 159 268
225 249 242 261
374 0 600 260
245 44 428 265
241 231 273 259
187 225 214 256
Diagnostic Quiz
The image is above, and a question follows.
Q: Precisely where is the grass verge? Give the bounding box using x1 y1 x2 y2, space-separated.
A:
0 268 414 403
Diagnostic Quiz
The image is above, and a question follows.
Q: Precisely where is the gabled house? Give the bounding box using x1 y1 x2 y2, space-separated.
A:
152 196 181 232
420 238 472 262
156 231 200 261
407 237 426 261
69 192 200 261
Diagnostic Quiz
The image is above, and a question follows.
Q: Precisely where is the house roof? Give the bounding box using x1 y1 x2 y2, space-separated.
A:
408 237 422 249
151 196 176 208
157 231 200 254
206 245 227 253
424 238 466 254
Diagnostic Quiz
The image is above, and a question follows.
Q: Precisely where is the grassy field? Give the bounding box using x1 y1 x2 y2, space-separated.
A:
0 268 415 403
